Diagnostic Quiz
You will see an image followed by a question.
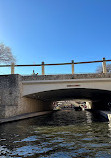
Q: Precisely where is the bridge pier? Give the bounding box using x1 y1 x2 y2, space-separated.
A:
0 75 53 123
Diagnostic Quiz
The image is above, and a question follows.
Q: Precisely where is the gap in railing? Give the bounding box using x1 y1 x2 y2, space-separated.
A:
15 66 42 75
75 62 101 74
43 65 71 75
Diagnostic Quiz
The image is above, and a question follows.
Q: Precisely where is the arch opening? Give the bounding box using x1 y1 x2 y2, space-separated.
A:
24 88 111 110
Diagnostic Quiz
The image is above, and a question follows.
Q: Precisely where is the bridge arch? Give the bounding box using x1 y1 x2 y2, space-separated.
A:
23 88 111 101
22 78 111 97
23 87 111 110
22 78 111 108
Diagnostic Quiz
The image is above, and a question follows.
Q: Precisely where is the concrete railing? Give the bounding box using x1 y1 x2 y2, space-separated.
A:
0 57 110 75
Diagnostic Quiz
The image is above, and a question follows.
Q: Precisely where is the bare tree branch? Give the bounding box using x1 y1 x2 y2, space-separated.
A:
96 64 111 73
0 43 16 64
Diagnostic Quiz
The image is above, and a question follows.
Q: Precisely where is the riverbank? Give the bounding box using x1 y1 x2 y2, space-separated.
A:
0 111 52 124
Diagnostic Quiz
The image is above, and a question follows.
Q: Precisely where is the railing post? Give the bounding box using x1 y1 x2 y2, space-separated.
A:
42 61 45 75
11 62 15 74
102 57 107 73
72 60 74 74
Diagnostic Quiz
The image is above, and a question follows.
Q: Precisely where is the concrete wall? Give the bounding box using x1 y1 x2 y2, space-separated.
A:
22 73 111 81
0 75 52 120
5 97 52 118
22 77 111 96
0 75 20 118
86 101 92 109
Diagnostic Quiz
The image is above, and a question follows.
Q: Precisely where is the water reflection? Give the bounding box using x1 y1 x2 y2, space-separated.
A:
85 111 92 124
0 110 111 157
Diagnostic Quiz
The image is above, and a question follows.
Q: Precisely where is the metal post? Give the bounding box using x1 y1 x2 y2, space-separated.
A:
72 60 74 74
11 62 15 74
102 57 107 73
42 61 45 75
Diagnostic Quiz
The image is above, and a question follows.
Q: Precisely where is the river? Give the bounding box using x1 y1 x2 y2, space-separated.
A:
0 110 111 158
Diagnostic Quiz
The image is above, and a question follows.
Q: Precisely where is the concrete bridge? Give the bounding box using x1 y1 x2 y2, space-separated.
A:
1 73 111 122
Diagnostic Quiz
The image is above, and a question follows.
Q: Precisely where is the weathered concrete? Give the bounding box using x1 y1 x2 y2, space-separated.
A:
0 74 52 121
1 73 111 122
22 73 111 81
0 75 21 118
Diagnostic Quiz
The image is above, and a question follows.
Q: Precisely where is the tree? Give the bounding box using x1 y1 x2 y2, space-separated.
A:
96 64 111 73
0 43 16 64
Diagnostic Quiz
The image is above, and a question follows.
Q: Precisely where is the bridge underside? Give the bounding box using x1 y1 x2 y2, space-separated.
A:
25 88 111 110
25 88 111 101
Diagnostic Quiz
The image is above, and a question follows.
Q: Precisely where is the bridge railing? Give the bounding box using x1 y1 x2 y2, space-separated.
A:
0 57 110 75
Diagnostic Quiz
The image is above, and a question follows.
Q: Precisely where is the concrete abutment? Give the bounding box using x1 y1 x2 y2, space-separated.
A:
0 74 52 122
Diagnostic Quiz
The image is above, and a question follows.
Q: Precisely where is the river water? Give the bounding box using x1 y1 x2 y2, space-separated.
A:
0 110 111 158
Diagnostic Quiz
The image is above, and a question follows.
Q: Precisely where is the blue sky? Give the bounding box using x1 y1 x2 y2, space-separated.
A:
0 0 111 75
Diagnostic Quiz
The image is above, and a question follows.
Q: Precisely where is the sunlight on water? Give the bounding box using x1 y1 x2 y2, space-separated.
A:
0 110 111 157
